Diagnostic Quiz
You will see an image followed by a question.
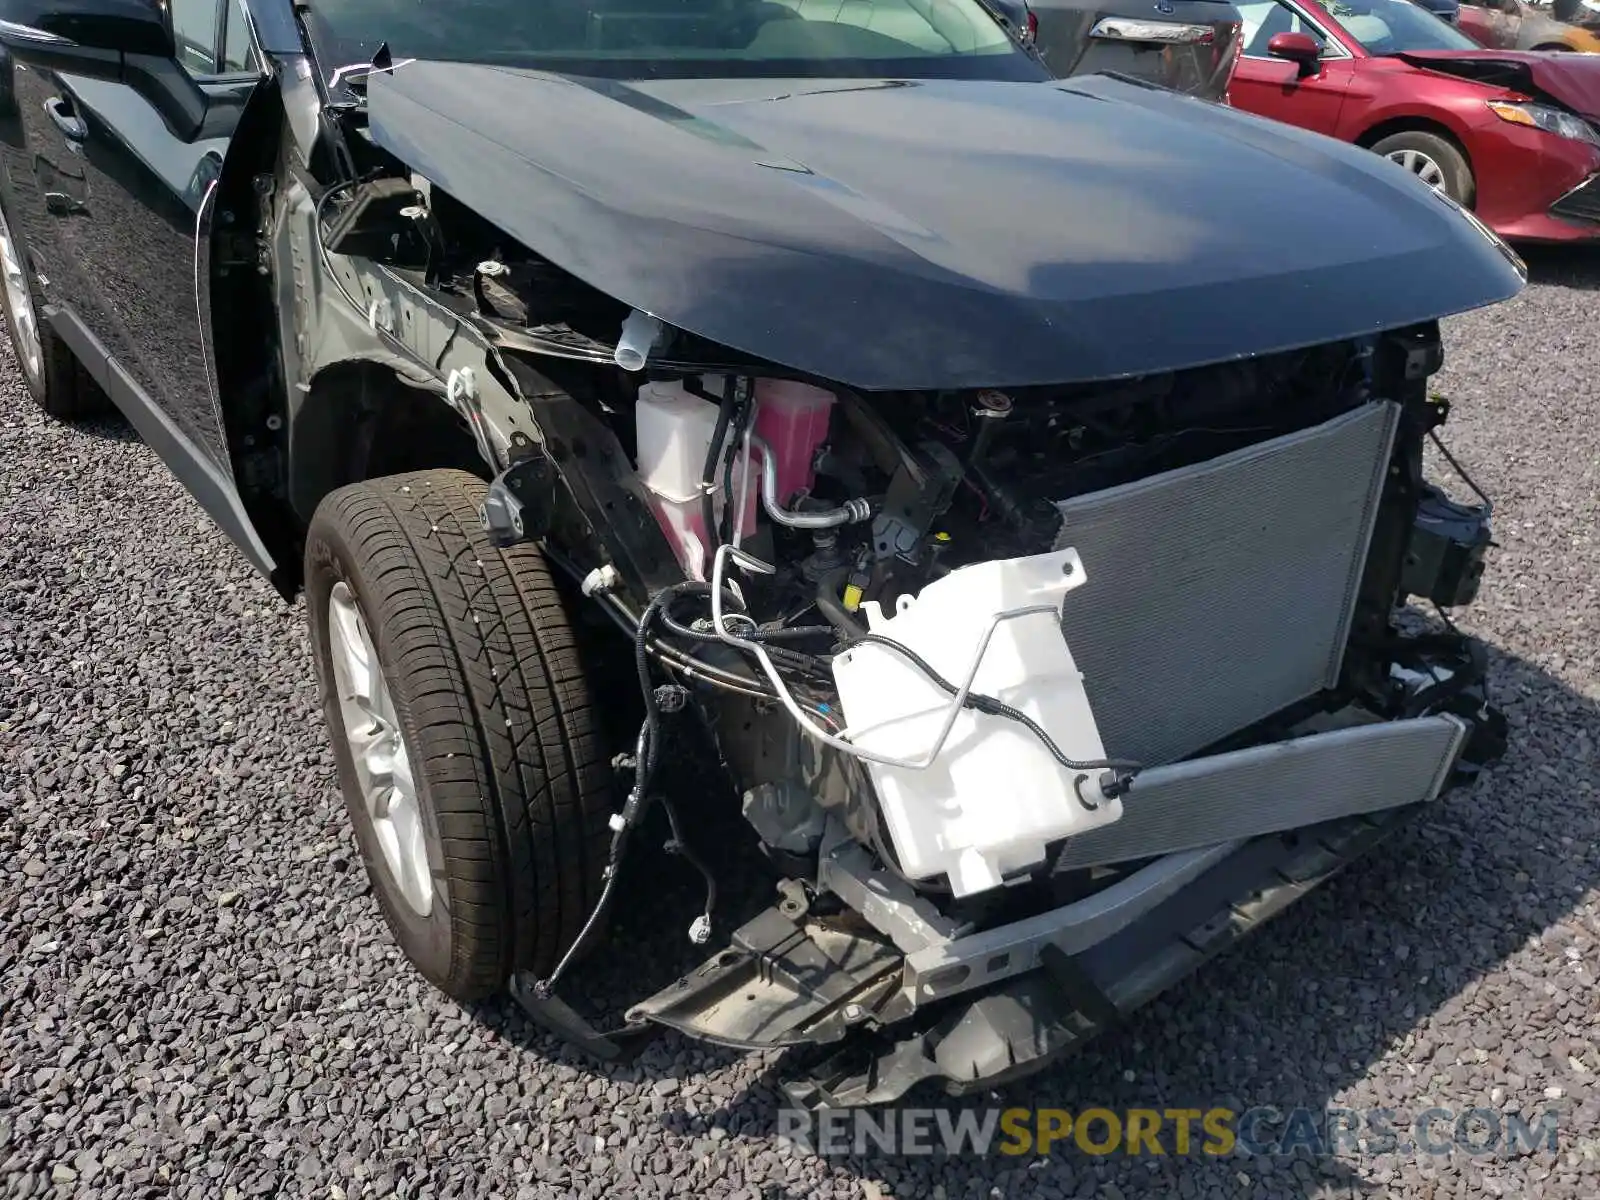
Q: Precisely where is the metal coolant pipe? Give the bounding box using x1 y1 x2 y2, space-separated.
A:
749 435 871 529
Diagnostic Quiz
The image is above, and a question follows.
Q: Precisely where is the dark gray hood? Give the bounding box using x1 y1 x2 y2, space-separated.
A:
365 64 1525 389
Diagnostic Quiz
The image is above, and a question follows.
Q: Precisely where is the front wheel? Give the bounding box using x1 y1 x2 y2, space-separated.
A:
304 469 614 1000
1370 130 1476 208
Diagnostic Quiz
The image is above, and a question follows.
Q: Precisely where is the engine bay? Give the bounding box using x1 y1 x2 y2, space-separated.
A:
392 192 1380 612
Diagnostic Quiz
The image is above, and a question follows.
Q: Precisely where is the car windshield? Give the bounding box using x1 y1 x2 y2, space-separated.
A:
305 0 1038 83
1322 0 1481 52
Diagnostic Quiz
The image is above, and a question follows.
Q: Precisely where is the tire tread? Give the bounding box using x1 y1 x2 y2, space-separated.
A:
306 469 611 999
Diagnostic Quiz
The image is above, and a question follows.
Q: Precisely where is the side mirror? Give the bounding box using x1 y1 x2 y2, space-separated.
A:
0 0 175 61
1267 30 1324 77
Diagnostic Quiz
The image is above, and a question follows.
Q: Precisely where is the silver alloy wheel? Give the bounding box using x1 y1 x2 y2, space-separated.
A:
327 581 434 917
1387 148 1448 193
0 204 42 385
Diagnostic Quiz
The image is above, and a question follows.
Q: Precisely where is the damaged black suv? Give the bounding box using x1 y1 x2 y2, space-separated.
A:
0 0 1524 1105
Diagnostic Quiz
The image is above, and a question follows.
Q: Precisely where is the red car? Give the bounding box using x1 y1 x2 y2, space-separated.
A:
1228 0 1600 241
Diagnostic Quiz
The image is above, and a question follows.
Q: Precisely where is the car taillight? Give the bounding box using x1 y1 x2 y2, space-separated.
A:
1027 10 1038 41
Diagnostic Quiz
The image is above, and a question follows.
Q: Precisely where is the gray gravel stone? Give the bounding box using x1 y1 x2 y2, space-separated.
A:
3 251 1598 1199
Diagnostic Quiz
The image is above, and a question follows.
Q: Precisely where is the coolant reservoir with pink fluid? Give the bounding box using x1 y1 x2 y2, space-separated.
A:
634 379 759 579
752 380 835 507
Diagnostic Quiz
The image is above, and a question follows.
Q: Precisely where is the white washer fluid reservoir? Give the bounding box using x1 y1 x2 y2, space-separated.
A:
829 547 1121 897
634 378 757 579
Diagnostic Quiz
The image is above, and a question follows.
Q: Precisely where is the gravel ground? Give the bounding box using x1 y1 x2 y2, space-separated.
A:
3 250 1599 1200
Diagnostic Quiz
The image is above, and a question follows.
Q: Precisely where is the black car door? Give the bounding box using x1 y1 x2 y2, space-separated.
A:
6 0 271 567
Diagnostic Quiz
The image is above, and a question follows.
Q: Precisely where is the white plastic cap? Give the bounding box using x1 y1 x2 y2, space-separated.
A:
581 564 620 597
614 309 665 372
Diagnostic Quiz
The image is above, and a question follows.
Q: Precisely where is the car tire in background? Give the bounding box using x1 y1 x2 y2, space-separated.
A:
304 469 614 1001
0 195 106 419
1371 130 1476 207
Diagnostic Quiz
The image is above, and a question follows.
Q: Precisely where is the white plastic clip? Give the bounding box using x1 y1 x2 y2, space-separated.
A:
446 366 477 409
688 915 712 945
581 564 620 597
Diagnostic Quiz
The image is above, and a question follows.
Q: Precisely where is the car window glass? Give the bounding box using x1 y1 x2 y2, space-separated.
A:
170 0 221 75
305 0 1035 80
1326 0 1482 48
1238 1 1325 53
1340 10 1395 38
222 0 259 72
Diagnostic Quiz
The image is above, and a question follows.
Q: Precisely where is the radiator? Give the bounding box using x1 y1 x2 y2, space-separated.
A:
1051 714 1467 871
1053 401 1399 766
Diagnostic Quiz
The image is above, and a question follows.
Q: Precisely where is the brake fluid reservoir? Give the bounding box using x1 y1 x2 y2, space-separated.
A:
829 547 1121 897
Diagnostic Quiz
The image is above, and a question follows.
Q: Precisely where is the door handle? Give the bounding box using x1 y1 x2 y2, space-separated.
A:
44 96 87 141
